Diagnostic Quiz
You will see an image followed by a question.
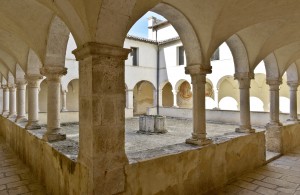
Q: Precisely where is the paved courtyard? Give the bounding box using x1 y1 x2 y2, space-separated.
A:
54 117 264 154
215 146 300 195
0 137 46 195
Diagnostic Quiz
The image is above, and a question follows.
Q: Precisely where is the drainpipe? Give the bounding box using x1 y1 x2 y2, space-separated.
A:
156 29 160 115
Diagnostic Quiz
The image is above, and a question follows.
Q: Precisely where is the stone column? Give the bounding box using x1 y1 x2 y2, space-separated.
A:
153 89 157 107
234 72 255 133
126 89 134 109
8 84 16 118
40 66 67 142
287 81 299 122
266 79 282 127
61 90 68 112
185 65 212 146
158 89 163 107
25 75 42 130
73 43 131 195
15 80 27 122
172 90 178 107
214 87 219 109
1 85 9 116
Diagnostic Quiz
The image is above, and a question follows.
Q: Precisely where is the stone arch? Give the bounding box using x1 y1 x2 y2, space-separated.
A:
217 75 235 90
218 76 239 107
44 16 70 67
0 60 10 80
66 79 79 111
27 49 43 76
177 81 193 108
226 34 250 73
0 49 17 77
161 82 173 107
15 64 25 82
61 74 79 92
133 80 156 115
123 3 203 66
134 80 156 91
151 3 202 66
159 80 173 91
205 79 214 99
175 79 190 92
219 97 238 111
39 79 47 113
250 96 264 112
286 63 298 82
263 53 280 79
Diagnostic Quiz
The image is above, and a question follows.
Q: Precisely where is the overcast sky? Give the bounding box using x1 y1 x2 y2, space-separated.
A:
128 11 166 38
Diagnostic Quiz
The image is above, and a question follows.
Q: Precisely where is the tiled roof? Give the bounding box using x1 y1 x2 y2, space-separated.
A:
149 20 169 29
126 35 157 44
158 37 180 45
126 35 181 45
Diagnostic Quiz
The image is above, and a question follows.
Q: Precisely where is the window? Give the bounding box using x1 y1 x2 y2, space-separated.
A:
211 48 220 61
131 47 139 66
178 46 185 65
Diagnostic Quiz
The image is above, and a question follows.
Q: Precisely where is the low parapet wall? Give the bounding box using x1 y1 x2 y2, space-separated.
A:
266 123 300 154
125 131 266 194
148 107 291 126
0 116 84 195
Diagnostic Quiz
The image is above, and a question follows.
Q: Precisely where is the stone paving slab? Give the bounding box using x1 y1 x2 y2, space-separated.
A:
0 137 46 195
215 146 300 194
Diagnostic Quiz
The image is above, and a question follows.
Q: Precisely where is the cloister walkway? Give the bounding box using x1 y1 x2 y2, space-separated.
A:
216 146 300 195
0 137 46 195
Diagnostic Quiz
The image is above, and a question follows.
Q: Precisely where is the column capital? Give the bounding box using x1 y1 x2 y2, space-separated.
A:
7 84 16 89
287 81 299 89
16 79 27 86
1 85 8 90
40 66 67 81
72 42 131 61
185 65 212 75
266 78 282 91
234 72 254 80
25 74 43 88
266 78 282 86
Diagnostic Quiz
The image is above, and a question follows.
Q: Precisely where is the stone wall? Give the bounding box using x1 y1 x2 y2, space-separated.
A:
148 107 291 126
266 123 300 154
0 116 84 195
281 124 300 153
125 131 266 195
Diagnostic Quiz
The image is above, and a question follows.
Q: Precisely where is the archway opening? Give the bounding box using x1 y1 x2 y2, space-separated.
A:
133 80 155 115
162 82 173 107
66 79 79 111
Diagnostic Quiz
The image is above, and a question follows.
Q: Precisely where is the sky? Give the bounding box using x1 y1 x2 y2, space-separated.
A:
128 11 166 38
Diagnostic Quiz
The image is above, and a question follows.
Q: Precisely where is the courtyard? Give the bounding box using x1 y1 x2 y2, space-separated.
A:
15 116 265 162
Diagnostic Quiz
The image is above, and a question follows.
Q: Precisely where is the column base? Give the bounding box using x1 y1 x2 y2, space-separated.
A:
43 132 66 142
7 113 17 118
235 127 255 133
186 137 212 146
2 111 9 117
61 108 68 112
15 116 27 123
25 121 41 130
286 118 300 124
266 122 282 128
